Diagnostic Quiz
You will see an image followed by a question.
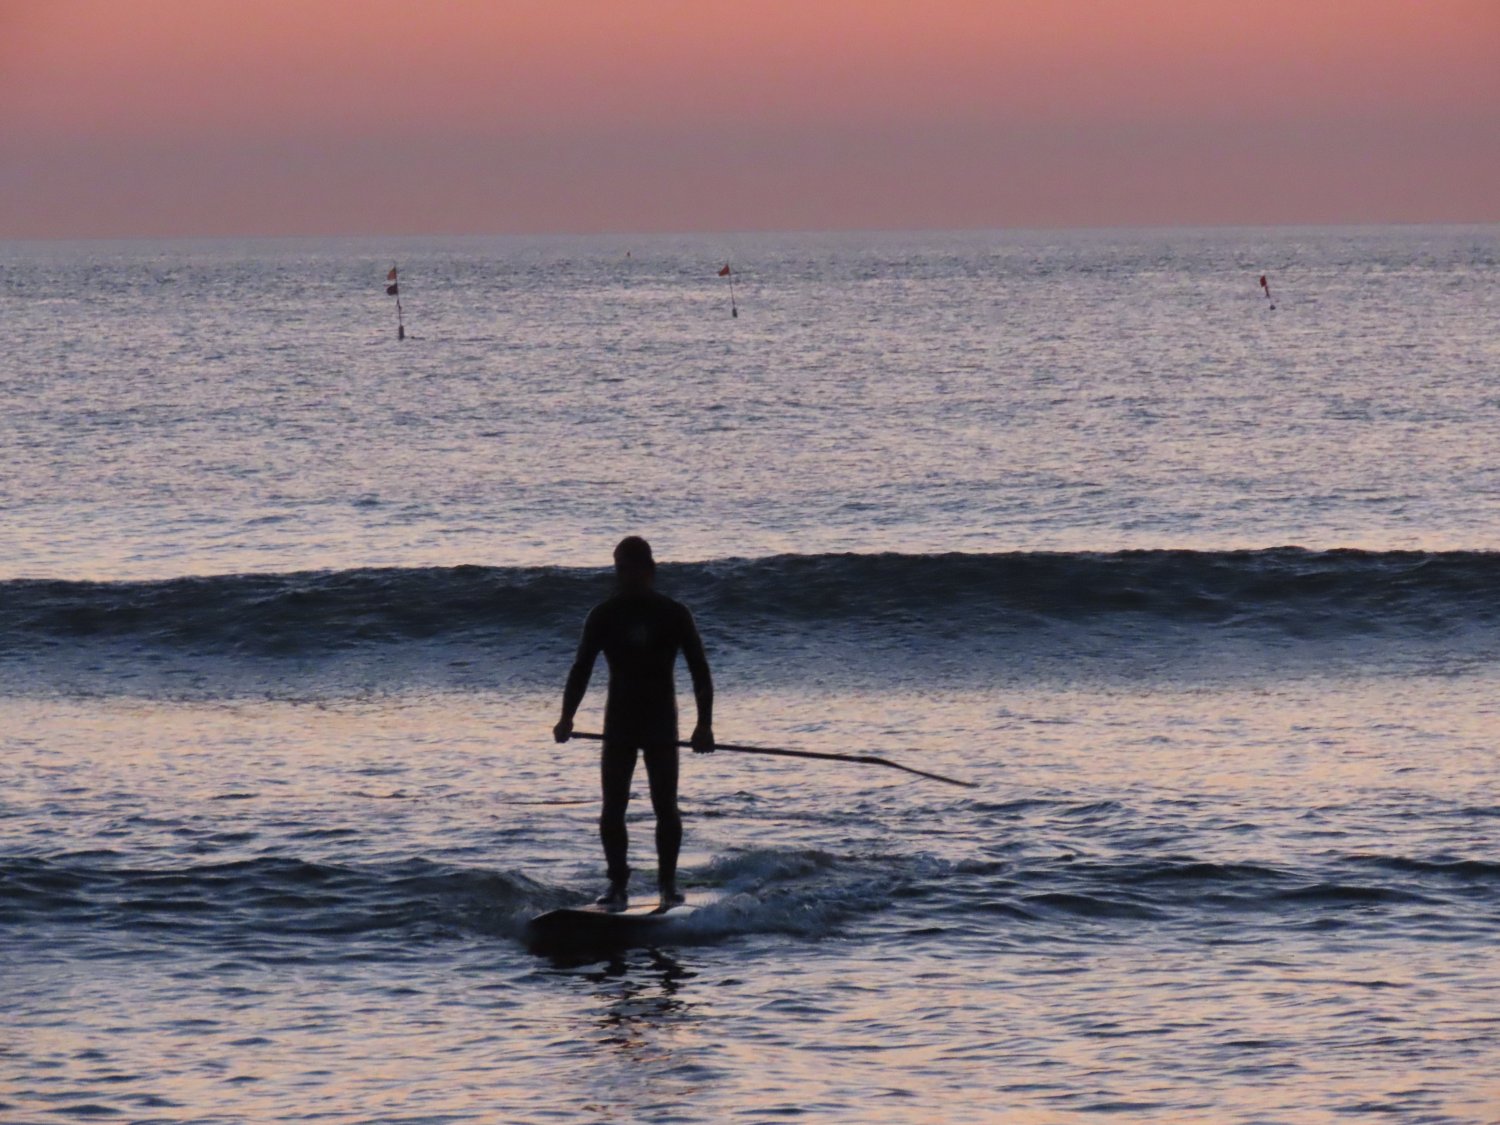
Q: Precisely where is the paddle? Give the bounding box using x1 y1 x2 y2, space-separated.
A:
568 731 977 789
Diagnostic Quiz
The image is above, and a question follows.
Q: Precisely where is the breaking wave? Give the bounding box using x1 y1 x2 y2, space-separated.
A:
6 841 1495 956
2 549 1497 691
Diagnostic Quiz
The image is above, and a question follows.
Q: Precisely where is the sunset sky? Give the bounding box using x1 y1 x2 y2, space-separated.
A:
2 0 1497 238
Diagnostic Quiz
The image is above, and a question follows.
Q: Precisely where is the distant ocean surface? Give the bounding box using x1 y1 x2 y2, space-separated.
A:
3 227 1499 1124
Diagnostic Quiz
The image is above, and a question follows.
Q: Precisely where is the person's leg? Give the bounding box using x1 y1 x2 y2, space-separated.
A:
642 744 682 903
599 740 637 905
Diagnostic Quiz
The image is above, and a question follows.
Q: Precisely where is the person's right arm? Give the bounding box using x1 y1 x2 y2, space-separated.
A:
554 609 602 742
681 608 715 753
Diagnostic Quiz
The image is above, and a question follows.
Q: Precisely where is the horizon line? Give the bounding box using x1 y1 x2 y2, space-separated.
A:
4 216 1498 247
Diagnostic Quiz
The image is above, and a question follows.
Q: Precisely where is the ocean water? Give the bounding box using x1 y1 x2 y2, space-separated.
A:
3 226 1499 1123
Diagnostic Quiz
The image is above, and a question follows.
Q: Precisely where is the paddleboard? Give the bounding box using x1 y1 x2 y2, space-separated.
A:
526 893 710 952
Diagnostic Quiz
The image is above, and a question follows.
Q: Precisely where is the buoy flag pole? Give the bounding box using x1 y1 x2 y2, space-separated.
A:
1260 273 1275 311
719 262 737 318
387 265 405 339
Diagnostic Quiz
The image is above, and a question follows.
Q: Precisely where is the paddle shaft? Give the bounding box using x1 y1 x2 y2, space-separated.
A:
567 730 976 789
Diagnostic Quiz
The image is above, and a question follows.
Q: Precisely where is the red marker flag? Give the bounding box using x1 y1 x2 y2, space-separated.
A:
387 267 398 281
718 264 732 277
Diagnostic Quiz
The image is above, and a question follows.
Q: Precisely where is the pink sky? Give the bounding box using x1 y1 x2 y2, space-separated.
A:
2 0 1497 238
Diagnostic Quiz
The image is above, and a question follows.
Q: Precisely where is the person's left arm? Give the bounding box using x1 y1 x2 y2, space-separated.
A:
554 608 602 743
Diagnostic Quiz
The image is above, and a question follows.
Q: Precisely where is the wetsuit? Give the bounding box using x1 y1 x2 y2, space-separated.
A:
561 589 713 886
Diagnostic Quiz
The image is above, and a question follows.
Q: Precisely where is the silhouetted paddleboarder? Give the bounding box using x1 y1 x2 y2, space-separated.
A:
553 537 715 911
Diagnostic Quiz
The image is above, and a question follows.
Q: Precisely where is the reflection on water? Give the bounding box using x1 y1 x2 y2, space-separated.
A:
585 950 697 1051
558 950 721 1122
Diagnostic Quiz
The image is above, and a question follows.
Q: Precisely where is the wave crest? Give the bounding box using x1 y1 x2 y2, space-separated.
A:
2 549 1497 687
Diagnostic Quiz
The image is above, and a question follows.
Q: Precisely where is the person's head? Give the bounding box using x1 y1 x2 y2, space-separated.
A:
613 535 656 592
